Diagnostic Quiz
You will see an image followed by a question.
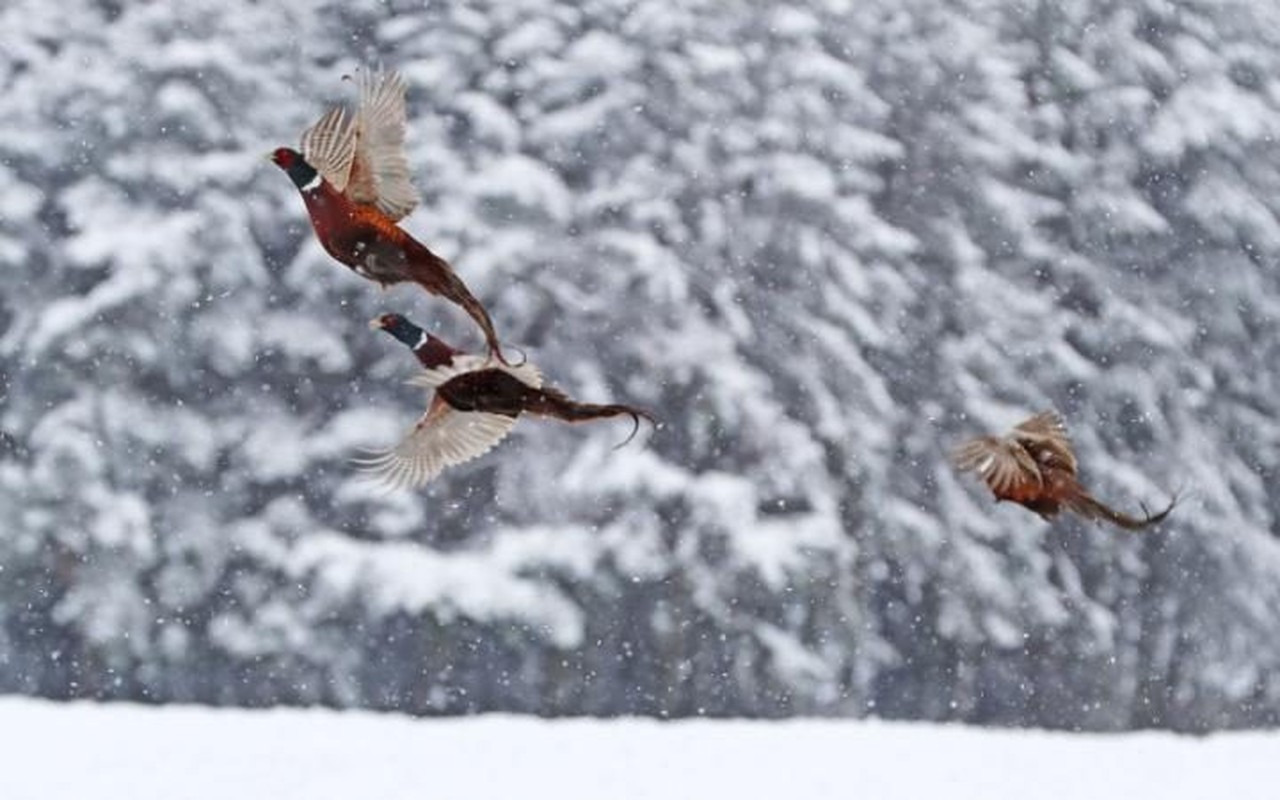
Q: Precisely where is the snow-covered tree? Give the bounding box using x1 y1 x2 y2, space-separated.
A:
3 0 1280 731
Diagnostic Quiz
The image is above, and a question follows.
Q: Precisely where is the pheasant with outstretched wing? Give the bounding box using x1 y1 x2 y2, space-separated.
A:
356 314 657 488
952 411 1177 530
271 69 508 363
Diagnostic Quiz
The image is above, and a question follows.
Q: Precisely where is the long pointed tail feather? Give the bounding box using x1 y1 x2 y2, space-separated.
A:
409 253 512 365
1067 488 1179 531
525 387 657 447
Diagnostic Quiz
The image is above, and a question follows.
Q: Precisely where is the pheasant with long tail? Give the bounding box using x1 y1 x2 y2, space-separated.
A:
271 69 509 362
952 410 1177 530
360 313 656 488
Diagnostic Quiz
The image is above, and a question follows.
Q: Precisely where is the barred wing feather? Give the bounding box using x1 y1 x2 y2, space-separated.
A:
299 106 356 190
1012 410 1078 474
356 399 515 489
952 436 1042 497
348 69 420 221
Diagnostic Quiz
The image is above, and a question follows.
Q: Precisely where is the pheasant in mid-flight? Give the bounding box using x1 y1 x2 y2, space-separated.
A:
951 410 1177 530
271 69 509 362
359 313 656 488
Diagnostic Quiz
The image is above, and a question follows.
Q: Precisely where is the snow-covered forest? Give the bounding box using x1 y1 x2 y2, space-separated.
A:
3 0 1280 732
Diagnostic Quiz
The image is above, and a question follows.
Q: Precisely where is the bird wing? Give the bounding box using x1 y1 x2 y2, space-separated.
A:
951 435 1043 500
406 355 493 389
494 360 542 389
406 355 543 391
1014 410 1068 440
1013 410 1078 475
299 106 357 191
346 69 420 221
355 396 516 489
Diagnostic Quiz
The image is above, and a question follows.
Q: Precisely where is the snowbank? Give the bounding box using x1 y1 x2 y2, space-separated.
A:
0 698 1271 800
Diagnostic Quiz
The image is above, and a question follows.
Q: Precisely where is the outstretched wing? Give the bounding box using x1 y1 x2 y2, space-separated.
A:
952 435 1043 501
406 355 543 391
299 106 357 191
1013 410 1077 475
495 360 543 389
355 397 516 489
1014 410 1068 441
347 69 420 221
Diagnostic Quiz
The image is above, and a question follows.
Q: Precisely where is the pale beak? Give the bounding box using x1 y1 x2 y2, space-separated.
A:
368 318 384 330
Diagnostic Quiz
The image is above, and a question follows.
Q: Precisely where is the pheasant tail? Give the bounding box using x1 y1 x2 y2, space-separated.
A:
1066 489 1178 531
406 251 507 365
525 387 657 447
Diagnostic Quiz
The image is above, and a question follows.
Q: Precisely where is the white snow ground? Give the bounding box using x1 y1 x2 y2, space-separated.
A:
0 698 1273 800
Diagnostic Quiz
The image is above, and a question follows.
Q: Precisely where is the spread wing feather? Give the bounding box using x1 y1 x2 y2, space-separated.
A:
1012 410 1078 475
357 352 540 489
406 356 543 390
1014 410 1068 441
299 106 356 190
355 399 515 489
951 435 1043 497
347 69 420 221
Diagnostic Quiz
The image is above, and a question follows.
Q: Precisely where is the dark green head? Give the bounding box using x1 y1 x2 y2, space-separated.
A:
369 313 425 348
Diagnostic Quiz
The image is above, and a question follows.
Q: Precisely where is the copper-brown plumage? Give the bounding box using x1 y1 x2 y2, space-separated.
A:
270 69 508 363
951 410 1177 530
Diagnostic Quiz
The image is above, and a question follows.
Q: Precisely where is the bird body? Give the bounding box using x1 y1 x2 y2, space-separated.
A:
361 314 655 488
292 175 411 284
287 173 494 323
271 70 507 362
952 411 1177 530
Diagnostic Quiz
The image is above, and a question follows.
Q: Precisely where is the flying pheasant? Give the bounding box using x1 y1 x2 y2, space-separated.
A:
951 410 1177 530
359 313 656 488
271 69 509 362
